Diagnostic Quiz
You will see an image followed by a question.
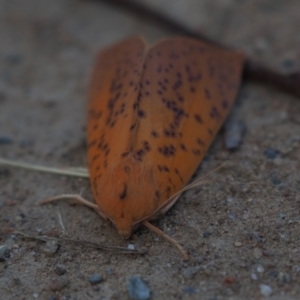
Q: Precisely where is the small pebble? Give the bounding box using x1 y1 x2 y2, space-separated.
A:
223 276 235 284
127 244 135 250
257 265 265 273
251 273 258 280
182 286 195 295
89 274 103 284
54 264 66 275
234 242 242 247
264 148 280 160
202 232 211 238
254 248 263 259
182 266 201 279
48 277 69 291
127 276 150 300
279 213 286 219
259 284 272 297
270 173 281 186
273 157 282 165
224 120 246 150
228 211 237 220
0 245 10 261
41 240 59 256
0 136 13 145
5 235 17 249
284 273 292 283
268 270 278 278
106 268 113 275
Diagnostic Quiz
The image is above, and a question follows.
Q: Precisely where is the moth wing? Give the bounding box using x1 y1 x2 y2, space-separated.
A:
133 37 245 208
87 36 147 194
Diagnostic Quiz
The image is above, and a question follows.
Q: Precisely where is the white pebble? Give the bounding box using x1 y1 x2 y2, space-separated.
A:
127 244 135 250
251 273 257 280
260 284 272 297
254 248 262 259
257 265 265 273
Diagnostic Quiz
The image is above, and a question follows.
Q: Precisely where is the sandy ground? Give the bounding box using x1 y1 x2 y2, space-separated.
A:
0 0 300 299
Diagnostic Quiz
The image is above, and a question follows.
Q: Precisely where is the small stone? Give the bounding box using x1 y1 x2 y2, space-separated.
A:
260 284 272 297
234 242 242 247
270 173 281 186
203 269 212 276
41 240 59 256
251 273 258 280
228 211 237 220
279 213 286 219
268 270 278 278
54 264 66 275
264 148 280 160
254 248 263 259
284 273 292 283
127 276 150 300
0 136 13 145
5 235 17 249
224 120 246 150
222 276 235 284
89 274 103 284
182 286 195 295
48 277 69 291
182 266 201 279
127 244 135 250
106 268 113 275
0 245 10 261
273 157 283 165
202 231 211 238
277 272 285 286
257 265 265 273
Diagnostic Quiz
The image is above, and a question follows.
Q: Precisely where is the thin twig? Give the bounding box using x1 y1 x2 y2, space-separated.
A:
0 157 89 177
57 207 66 234
15 231 145 254
88 0 300 98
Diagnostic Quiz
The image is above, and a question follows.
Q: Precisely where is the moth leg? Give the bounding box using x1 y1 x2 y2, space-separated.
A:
142 220 189 260
40 194 107 220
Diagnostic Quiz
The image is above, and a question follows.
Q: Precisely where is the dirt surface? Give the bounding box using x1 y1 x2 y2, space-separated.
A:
1 0 300 299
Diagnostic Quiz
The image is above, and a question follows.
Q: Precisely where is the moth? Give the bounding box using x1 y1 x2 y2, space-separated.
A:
45 36 245 259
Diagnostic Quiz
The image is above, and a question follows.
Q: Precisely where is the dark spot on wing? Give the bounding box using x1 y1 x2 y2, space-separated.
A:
151 130 159 138
174 168 184 183
158 145 176 157
119 184 128 200
194 114 203 124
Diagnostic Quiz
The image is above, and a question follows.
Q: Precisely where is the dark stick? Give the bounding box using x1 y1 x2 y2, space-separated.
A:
244 60 300 98
86 0 300 98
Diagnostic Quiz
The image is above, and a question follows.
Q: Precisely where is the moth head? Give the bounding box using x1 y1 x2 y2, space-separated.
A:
114 217 133 239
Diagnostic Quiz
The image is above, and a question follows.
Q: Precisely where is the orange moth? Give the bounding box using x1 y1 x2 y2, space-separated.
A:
47 36 245 259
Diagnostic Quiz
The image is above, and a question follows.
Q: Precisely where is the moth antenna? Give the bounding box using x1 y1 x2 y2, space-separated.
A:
142 220 189 260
